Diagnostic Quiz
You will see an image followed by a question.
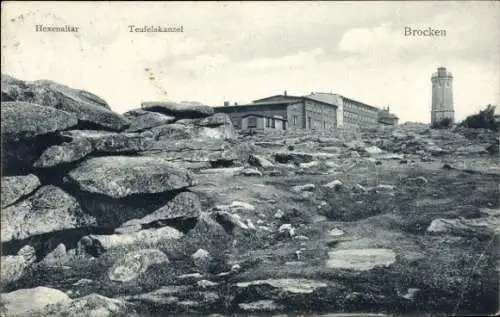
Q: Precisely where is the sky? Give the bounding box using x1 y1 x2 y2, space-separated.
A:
1 1 499 123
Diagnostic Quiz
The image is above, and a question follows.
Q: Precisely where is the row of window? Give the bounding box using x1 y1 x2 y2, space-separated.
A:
344 111 377 124
344 102 376 115
265 117 276 128
247 116 284 129
433 81 451 88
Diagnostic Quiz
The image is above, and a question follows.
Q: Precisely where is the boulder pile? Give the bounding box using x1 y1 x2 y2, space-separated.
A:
0 75 241 316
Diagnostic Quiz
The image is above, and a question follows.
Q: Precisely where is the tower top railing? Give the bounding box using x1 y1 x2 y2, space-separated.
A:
431 71 453 78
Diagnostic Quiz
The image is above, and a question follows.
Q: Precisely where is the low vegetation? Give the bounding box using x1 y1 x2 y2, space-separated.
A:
460 104 499 131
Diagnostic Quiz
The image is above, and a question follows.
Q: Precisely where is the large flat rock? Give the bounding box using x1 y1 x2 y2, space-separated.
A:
138 139 239 168
1 174 41 208
2 75 129 131
1 286 71 317
1 101 78 142
141 101 214 118
236 278 328 294
326 248 396 271
1 185 96 242
23 293 137 317
118 191 202 231
33 137 93 168
124 110 176 132
66 156 196 198
77 226 183 256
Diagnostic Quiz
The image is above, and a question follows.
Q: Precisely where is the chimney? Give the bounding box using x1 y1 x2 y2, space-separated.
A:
223 101 229 107
284 90 287 96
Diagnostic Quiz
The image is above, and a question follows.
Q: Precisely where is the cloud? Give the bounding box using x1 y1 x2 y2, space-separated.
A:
240 48 325 70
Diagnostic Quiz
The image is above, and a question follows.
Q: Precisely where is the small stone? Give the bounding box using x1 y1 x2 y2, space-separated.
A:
230 201 255 211
239 300 284 312
108 249 169 282
278 224 295 237
353 184 368 193
292 184 316 193
192 249 212 271
240 168 263 177
72 278 93 286
299 161 319 169
322 180 343 190
326 248 396 271
328 228 345 237
246 219 257 230
41 243 67 265
197 279 218 288
375 184 396 193
401 288 420 301
231 264 241 271
363 146 384 156
249 155 275 168
274 210 285 219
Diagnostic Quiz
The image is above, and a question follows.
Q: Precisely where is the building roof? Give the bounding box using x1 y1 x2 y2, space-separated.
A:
214 100 296 110
253 94 338 108
241 113 287 120
253 95 303 102
378 109 399 120
307 92 380 111
306 92 343 107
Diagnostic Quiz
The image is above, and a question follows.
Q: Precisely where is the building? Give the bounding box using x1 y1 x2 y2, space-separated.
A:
215 91 338 131
215 91 392 131
431 67 455 124
305 92 380 130
378 106 399 125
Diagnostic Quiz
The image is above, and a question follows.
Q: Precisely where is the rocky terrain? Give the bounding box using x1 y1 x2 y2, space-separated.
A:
1 74 499 317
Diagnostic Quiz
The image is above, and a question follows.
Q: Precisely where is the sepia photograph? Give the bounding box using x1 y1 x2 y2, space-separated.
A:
1 1 499 316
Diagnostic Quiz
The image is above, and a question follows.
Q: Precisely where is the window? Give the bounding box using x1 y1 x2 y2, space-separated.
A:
266 118 271 128
308 117 312 129
247 116 257 128
293 115 297 125
324 121 327 129
271 118 276 128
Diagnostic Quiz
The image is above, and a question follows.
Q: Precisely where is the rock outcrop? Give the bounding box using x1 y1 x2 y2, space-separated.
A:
2 74 498 317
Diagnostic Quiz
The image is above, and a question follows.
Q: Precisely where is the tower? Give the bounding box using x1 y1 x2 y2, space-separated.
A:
431 67 454 124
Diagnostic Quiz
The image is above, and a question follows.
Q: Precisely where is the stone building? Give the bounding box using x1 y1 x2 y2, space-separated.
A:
214 92 337 131
378 106 399 125
215 91 393 131
431 67 455 124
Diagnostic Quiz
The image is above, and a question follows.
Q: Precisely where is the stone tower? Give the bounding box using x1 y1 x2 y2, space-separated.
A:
431 67 454 124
